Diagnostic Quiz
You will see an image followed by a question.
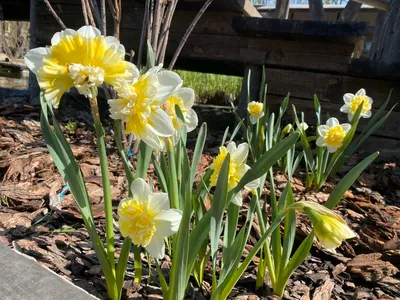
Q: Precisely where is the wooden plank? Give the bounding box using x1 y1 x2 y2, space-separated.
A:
338 0 362 21
239 0 262 18
274 0 290 19
308 0 325 21
231 16 369 40
264 68 399 111
266 95 400 140
352 0 390 11
238 65 262 118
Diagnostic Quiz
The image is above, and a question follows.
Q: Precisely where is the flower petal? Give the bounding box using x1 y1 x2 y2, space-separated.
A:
145 234 165 259
356 88 366 96
77 25 101 38
141 130 164 150
317 125 329 137
232 192 243 206
326 117 339 127
364 110 372 118
316 137 326 147
343 93 354 104
226 141 237 153
327 145 338 153
148 193 170 215
51 29 76 45
185 109 198 132
130 178 150 205
175 87 195 109
341 123 351 134
233 143 249 165
340 104 349 113
104 36 126 58
156 71 183 100
148 108 175 137
154 209 183 236
24 47 50 74
249 115 257 124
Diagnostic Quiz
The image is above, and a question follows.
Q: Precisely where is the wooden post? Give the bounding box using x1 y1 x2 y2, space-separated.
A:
237 65 262 118
351 0 389 11
274 0 290 19
338 0 362 21
308 0 325 21
28 0 40 105
371 0 400 63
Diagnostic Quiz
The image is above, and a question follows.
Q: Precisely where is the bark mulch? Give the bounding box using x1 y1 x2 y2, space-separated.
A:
0 98 399 300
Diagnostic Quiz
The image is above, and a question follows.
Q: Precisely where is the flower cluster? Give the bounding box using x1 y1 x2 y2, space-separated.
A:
25 25 198 150
316 88 372 153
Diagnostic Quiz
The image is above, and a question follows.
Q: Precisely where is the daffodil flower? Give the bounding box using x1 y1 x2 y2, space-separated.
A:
291 201 356 253
340 88 373 121
163 87 198 133
118 178 182 259
316 118 351 153
108 65 183 150
24 25 139 107
210 142 259 206
247 101 264 125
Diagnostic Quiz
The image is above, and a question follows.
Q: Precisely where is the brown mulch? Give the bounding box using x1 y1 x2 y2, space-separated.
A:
0 98 399 300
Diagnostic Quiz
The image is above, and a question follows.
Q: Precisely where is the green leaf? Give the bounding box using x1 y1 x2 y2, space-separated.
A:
137 141 152 179
191 123 207 187
210 154 230 267
146 39 155 69
234 133 299 194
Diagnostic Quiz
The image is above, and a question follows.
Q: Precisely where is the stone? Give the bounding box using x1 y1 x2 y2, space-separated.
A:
0 242 98 300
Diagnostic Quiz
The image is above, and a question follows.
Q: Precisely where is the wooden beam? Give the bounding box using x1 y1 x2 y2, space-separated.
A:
274 0 290 19
308 0 325 21
239 0 262 18
352 0 389 11
338 0 362 21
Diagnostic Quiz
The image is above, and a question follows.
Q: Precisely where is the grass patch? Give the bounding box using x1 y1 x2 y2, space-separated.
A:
174 70 242 105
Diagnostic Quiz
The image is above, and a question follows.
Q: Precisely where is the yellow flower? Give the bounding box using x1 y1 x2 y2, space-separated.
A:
163 87 198 133
247 101 264 124
108 65 183 150
340 88 373 121
316 118 351 153
291 201 356 253
118 178 182 259
210 142 259 206
24 25 139 107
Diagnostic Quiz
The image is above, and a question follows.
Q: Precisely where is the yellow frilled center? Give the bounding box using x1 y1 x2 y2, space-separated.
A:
118 199 156 247
210 147 239 190
164 95 185 128
37 33 130 105
349 96 371 114
248 102 263 116
324 125 346 147
123 76 157 136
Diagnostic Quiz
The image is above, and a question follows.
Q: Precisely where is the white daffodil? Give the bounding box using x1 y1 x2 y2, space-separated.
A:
340 88 373 121
163 87 198 133
108 65 183 150
316 118 351 153
24 25 139 107
299 122 309 131
247 101 264 125
118 178 182 259
210 142 259 206
291 201 356 253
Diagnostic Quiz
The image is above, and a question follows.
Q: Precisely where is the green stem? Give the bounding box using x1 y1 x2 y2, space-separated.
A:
89 94 117 299
166 138 180 210
133 245 143 283
116 238 131 299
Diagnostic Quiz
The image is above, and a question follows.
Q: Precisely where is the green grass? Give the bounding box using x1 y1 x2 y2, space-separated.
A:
174 70 242 105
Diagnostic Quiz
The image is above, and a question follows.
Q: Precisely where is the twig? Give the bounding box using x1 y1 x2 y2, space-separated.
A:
81 0 89 25
85 0 97 27
43 0 67 30
89 0 102 28
151 0 162 54
107 0 122 39
168 0 214 70
137 0 151 70
101 0 107 35
157 0 178 64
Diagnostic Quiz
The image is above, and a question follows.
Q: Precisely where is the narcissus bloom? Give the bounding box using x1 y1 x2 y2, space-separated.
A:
163 87 198 133
291 201 356 253
340 88 373 121
210 142 259 206
24 25 139 107
108 65 182 150
118 178 182 259
316 118 351 153
247 101 264 125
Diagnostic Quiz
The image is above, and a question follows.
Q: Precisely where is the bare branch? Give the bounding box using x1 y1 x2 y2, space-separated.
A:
168 0 214 70
137 0 151 70
156 0 178 64
81 0 89 25
43 0 67 30
101 0 107 35
84 0 96 26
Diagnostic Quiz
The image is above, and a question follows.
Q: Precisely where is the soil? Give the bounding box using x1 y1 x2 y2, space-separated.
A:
0 96 399 300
